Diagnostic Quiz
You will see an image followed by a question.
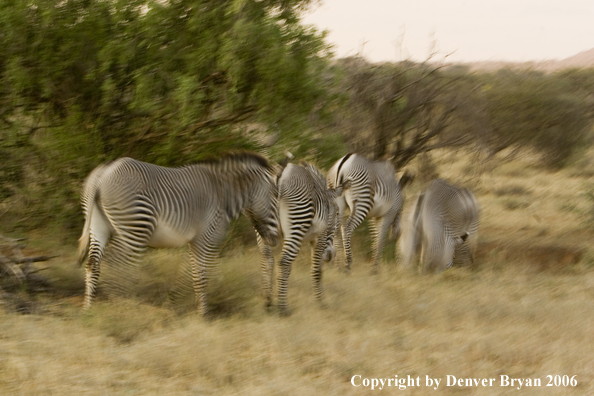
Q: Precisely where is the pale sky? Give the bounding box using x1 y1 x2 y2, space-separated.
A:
302 0 594 63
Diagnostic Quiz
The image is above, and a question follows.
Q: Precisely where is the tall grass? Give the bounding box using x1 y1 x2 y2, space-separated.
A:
2 251 593 395
1 151 593 395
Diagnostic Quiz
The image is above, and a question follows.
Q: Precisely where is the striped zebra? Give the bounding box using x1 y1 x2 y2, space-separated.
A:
77 153 279 316
327 153 413 273
259 161 345 315
401 179 479 273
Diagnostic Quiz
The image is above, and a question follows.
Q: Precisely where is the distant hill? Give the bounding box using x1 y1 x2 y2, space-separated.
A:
459 47 594 72
554 47 594 69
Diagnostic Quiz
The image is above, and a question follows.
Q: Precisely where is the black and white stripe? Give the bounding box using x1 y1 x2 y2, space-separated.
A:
259 161 343 315
401 179 479 273
327 153 407 273
77 153 279 316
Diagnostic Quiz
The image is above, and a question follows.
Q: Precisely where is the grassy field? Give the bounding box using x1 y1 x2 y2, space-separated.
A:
1 151 594 395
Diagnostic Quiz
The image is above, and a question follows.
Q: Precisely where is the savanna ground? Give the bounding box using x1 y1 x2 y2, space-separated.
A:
1 151 594 395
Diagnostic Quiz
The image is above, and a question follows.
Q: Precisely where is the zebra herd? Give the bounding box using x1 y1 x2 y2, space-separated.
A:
77 152 479 316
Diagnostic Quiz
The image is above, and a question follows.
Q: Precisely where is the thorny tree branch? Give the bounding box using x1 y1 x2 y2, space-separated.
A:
340 55 479 170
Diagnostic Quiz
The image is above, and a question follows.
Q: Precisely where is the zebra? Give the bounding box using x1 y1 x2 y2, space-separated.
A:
327 153 413 273
258 161 345 315
77 153 280 316
401 179 479 273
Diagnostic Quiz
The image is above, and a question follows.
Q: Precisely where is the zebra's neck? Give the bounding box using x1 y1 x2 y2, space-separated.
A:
201 160 269 221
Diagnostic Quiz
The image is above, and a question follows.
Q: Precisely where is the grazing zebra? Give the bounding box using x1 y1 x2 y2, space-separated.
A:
77 153 279 316
258 161 345 315
327 153 413 273
401 179 479 273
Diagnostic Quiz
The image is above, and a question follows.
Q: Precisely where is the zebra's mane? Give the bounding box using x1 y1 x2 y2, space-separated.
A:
197 152 275 221
300 161 326 188
197 151 271 170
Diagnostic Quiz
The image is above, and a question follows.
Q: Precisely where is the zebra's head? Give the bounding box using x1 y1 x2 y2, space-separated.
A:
322 241 336 262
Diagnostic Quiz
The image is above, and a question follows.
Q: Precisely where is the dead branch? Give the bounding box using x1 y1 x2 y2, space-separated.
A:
0 235 56 285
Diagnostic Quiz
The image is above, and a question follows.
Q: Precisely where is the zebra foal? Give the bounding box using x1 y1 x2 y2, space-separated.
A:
77 153 279 316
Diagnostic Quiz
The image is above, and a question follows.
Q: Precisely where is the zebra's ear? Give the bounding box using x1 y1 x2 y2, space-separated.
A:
341 179 351 191
278 157 290 169
274 151 294 181
277 150 294 169
332 179 351 197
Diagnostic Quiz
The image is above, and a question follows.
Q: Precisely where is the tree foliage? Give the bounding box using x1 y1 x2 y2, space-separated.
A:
332 58 594 170
1 0 330 159
472 69 594 167
0 1 593 236
331 57 474 169
0 0 330 231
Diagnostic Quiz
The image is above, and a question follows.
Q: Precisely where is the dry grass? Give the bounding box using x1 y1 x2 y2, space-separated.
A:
1 151 594 395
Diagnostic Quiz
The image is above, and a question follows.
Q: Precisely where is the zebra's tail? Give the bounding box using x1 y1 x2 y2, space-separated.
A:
77 209 93 266
76 164 108 266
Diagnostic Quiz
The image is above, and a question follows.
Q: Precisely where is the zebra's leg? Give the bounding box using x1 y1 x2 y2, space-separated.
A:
342 200 367 272
256 232 275 309
439 239 456 272
400 214 421 271
369 216 391 274
467 230 479 266
97 198 156 299
423 232 453 273
453 241 469 267
341 224 353 273
332 219 345 269
332 197 347 269
189 242 219 318
420 231 436 274
276 231 304 316
83 207 113 309
310 235 327 307
420 216 443 273
84 227 151 309
100 234 148 299
190 219 227 317
83 235 107 310
391 212 402 244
